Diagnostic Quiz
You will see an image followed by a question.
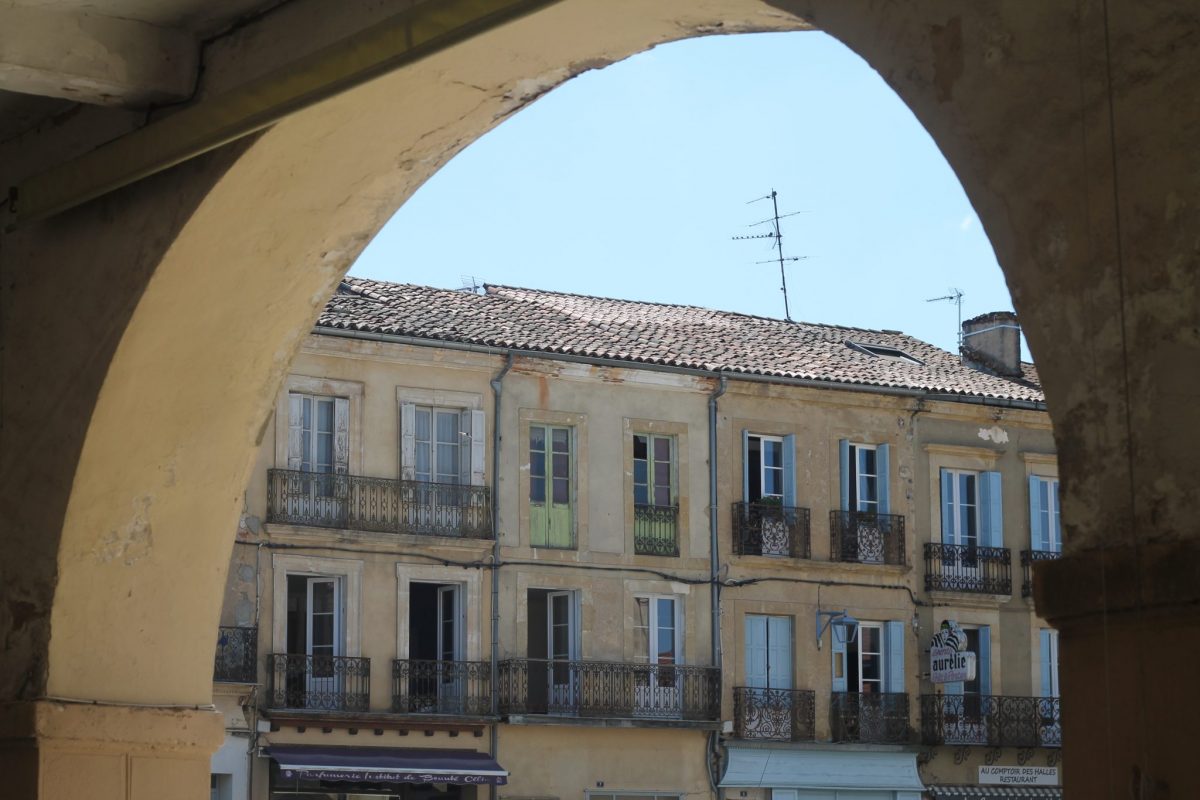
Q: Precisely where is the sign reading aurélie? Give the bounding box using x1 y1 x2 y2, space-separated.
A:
929 620 976 684
979 766 1059 786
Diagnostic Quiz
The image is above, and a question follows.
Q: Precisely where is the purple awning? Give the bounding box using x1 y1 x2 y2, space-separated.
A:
266 744 508 786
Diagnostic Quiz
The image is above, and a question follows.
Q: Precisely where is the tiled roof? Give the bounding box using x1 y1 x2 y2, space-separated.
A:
319 278 1043 403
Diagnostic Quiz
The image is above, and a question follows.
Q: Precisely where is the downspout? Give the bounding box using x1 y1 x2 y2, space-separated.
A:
708 374 727 670
707 374 727 800
488 351 513 800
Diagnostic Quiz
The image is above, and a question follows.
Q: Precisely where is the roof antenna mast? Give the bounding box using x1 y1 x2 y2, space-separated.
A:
732 189 808 322
926 288 965 357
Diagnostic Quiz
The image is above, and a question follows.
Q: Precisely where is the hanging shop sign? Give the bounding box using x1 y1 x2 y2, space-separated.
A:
929 620 976 684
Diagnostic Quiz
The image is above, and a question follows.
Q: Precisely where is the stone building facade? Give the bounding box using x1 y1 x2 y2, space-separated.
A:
210 282 1060 800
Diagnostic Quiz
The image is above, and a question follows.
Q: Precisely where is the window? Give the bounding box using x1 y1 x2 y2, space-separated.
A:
832 620 905 694
401 404 485 486
286 393 349 510
633 595 682 715
634 434 678 555
1040 628 1059 698
744 614 793 690
529 424 574 548
942 623 993 745
840 441 890 514
846 340 924 365
1029 476 1062 553
746 433 786 501
940 468 1003 548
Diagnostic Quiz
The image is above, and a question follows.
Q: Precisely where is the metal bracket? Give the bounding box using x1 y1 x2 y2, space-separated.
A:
984 747 1003 765
815 609 859 650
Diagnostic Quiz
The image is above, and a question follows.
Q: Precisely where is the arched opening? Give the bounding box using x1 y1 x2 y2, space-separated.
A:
1 2 1194 798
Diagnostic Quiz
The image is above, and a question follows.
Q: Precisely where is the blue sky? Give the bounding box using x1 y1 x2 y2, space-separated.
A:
351 31 1023 358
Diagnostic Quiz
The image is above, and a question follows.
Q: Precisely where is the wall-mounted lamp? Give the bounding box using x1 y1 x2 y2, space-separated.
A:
815 609 859 650
911 612 921 637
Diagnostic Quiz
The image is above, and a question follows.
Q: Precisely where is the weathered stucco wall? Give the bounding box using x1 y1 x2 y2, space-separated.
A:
1 0 1197 797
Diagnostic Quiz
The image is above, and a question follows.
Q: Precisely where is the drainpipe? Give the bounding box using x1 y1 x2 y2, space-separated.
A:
488 352 513 800
708 374 727 670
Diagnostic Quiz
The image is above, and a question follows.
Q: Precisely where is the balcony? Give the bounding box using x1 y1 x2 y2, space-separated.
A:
266 653 370 712
266 469 492 539
213 626 257 683
497 659 720 722
732 501 811 558
829 511 906 565
1020 549 1061 598
634 504 680 556
732 687 815 742
830 692 911 744
392 659 493 717
921 694 1062 748
924 543 1012 595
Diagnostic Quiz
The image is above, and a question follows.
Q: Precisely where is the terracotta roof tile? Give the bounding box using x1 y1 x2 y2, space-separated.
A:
318 279 1044 403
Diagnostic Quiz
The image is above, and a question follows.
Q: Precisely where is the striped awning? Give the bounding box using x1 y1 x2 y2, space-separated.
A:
928 786 1062 799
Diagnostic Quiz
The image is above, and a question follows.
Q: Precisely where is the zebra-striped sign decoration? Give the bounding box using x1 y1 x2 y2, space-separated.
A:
930 620 977 684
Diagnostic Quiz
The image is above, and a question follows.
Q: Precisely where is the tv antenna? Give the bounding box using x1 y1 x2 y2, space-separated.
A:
926 288 965 354
732 189 807 322
459 275 484 295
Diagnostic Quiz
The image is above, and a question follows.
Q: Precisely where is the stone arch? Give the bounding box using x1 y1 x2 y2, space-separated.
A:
1 1 1195 796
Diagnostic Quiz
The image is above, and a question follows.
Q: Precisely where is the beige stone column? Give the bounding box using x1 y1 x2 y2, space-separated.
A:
0 701 224 800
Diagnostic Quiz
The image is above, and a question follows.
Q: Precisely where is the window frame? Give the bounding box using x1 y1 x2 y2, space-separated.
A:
519 408 588 552
1031 475 1062 552
632 594 683 667
633 433 677 509
848 442 880 513
942 467 981 548
748 432 786 501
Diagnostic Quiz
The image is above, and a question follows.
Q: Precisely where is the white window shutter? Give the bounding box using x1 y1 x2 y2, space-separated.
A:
287 393 304 470
333 397 350 475
1039 629 1056 697
469 409 486 486
1029 475 1045 551
400 403 416 480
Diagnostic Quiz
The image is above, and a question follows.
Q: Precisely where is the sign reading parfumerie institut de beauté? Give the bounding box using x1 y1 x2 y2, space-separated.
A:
929 620 976 684
979 766 1059 786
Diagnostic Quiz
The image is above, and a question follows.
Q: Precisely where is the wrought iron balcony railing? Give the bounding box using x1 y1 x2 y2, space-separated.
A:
829 511 906 565
497 658 720 721
266 469 492 539
921 694 1062 748
266 653 370 712
830 692 911 744
214 626 257 683
634 504 680 556
1020 549 1061 598
391 659 492 717
732 686 816 742
732 501 811 558
924 543 1012 595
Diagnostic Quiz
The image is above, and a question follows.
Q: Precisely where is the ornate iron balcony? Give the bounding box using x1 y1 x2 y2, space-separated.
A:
830 692 911 744
732 686 816 742
214 626 257 683
266 469 492 539
829 511 906 565
392 659 493 717
732 501 811 558
1020 549 1061 598
924 543 1012 594
266 653 370 712
921 694 1061 748
634 504 680 556
497 658 719 721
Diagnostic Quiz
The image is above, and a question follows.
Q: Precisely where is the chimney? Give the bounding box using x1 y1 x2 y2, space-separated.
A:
961 311 1022 378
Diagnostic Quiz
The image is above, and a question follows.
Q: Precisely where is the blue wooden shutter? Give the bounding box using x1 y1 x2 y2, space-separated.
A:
980 471 1004 547
831 625 847 693
767 616 793 690
745 616 767 689
978 626 992 696
1039 629 1055 697
782 434 796 507
877 444 891 515
884 620 905 694
839 439 850 512
1028 475 1044 551
741 429 751 502
940 470 955 543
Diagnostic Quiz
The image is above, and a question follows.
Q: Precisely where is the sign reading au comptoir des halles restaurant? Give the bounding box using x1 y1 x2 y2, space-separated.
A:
929 620 976 683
